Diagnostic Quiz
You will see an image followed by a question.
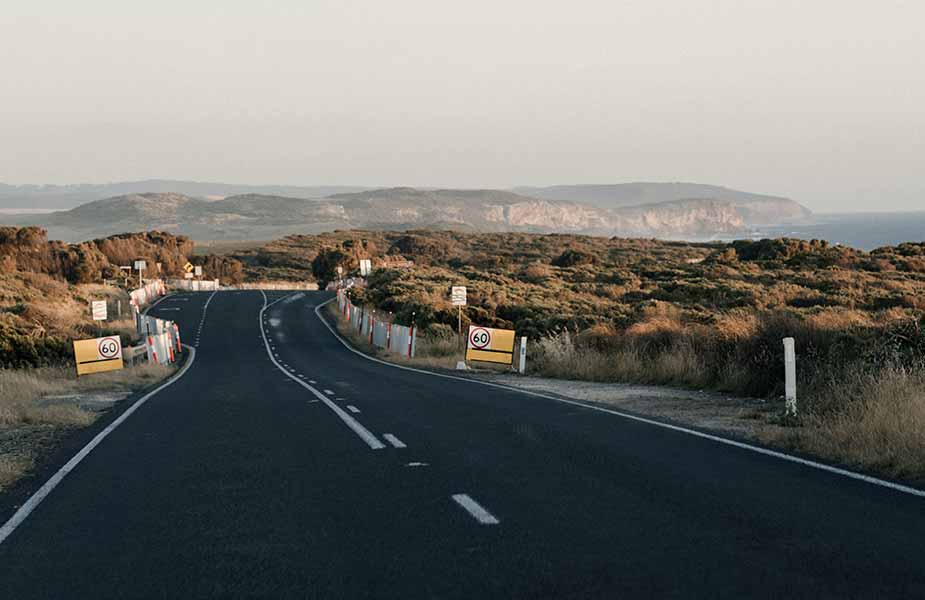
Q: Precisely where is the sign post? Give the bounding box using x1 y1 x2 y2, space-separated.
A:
134 260 147 287
451 286 467 347
91 300 107 335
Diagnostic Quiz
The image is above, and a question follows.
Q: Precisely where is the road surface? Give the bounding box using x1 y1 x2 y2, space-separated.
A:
1 290 924 598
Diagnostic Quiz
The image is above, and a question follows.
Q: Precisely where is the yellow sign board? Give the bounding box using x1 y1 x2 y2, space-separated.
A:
74 335 124 376
184 262 194 273
465 325 516 365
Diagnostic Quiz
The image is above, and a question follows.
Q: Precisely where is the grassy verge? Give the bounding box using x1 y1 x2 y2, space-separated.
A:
0 363 173 491
530 331 925 483
772 367 925 483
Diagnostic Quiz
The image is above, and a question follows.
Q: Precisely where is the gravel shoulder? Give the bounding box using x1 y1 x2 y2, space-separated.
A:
475 372 789 443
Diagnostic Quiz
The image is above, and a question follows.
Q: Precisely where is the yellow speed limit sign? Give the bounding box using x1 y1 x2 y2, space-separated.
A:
73 335 124 376
465 325 515 365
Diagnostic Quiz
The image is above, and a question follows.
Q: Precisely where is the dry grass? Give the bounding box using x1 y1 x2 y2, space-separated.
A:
0 454 33 490
0 362 174 491
0 363 172 427
775 368 925 482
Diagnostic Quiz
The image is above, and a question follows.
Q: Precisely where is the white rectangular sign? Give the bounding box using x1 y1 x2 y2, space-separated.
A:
359 259 372 276
134 260 147 271
451 286 467 306
194 266 203 276
91 300 107 321
184 272 194 279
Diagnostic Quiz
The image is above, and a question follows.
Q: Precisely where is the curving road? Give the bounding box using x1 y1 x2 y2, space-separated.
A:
1 290 924 598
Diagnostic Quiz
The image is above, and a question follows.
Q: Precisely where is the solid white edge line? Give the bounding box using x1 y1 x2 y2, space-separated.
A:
0 344 198 547
314 297 925 499
260 291 385 450
383 433 407 449
452 494 499 525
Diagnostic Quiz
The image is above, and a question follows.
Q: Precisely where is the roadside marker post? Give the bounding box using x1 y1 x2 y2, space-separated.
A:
519 337 527 374
783 337 797 416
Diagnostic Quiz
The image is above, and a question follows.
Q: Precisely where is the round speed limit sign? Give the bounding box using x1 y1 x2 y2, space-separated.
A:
469 327 491 350
97 336 121 360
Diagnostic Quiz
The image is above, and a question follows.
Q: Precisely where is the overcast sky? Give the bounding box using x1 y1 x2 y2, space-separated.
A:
1 1 923 212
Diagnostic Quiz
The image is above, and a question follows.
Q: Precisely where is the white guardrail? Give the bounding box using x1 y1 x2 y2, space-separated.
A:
336 290 416 358
165 278 220 291
128 279 182 366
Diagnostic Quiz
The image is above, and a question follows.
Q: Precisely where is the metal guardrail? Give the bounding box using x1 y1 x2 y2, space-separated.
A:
336 290 416 358
127 279 182 366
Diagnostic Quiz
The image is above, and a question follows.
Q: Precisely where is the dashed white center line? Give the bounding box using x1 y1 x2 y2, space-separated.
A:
383 434 406 448
452 494 500 525
309 380 317 384
346 405 361 414
324 389 335 395
406 462 429 468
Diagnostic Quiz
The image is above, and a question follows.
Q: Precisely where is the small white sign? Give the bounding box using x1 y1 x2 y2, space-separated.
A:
184 272 194 279
194 266 203 276
91 300 107 321
134 260 147 271
451 286 467 306
359 259 372 276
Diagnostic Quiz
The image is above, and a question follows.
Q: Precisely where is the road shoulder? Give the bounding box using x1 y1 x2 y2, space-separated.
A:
0 349 190 527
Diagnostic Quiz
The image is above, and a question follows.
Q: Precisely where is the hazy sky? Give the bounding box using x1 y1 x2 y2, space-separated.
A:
2 1 923 212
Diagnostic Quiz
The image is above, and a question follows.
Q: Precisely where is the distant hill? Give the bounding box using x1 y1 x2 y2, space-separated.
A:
3 184 811 242
513 182 812 224
0 180 372 211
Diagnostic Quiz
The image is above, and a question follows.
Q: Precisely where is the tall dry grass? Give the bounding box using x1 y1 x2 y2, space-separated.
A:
0 363 173 428
531 310 925 481
0 362 173 490
776 367 925 482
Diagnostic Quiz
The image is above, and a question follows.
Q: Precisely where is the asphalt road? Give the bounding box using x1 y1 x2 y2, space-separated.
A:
2 289 924 598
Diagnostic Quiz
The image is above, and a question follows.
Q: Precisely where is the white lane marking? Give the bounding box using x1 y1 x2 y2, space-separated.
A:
0 345 198 547
314 298 925 499
383 434 407 448
259 291 385 450
298 375 306 379
324 389 335 395
309 380 317 384
346 405 361 414
158 307 181 311
452 494 500 525
406 462 429 467
265 292 295 309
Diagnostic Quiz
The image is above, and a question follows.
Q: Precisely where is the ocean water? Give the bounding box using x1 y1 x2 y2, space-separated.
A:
719 211 925 251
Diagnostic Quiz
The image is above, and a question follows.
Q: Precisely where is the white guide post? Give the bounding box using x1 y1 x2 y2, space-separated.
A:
783 337 797 416
519 337 527 374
